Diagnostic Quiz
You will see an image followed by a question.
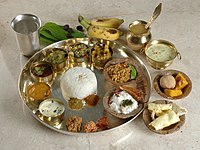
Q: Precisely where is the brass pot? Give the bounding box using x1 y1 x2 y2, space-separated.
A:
126 20 152 51
144 40 181 70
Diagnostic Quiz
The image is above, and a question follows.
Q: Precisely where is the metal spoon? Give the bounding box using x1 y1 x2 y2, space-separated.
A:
145 3 162 29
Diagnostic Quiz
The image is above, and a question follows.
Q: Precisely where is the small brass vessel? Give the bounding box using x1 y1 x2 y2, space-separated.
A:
126 20 152 51
144 40 181 70
38 98 65 126
30 61 55 85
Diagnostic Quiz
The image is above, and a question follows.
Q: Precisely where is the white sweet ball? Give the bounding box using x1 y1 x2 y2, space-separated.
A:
159 75 176 89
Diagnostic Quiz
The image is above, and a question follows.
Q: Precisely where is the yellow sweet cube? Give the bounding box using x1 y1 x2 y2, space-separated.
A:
164 89 183 97
175 73 188 90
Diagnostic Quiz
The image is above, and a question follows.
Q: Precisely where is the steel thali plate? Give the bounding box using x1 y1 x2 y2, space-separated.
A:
18 37 151 135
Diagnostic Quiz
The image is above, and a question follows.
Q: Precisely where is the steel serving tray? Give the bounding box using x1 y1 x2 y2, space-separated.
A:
18 37 151 135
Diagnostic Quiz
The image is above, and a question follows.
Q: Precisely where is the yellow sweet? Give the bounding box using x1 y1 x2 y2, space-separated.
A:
164 89 183 97
175 73 188 90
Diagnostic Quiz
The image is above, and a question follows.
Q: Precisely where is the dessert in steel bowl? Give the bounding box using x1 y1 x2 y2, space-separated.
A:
153 70 192 100
143 100 187 134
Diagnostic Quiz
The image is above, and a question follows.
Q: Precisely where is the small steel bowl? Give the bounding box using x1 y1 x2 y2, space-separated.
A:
144 40 181 70
30 61 55 85
38 98 65 126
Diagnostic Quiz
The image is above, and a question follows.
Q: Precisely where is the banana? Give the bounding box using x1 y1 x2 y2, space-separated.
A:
88 25 121 41
91 18 124 28
78 15 122 41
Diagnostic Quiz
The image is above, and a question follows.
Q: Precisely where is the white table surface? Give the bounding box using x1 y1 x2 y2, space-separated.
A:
0 0 200 149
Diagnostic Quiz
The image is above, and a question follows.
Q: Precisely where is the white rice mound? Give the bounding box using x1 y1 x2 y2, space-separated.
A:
60 67 97 100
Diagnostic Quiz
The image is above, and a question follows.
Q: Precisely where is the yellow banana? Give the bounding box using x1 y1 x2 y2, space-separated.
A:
88 25 121 40
78 15 122 41
91 18 124 28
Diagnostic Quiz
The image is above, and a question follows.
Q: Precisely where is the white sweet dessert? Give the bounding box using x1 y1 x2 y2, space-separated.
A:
60 67 97 100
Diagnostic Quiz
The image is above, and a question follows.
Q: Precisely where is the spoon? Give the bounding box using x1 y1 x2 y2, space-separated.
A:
145 3 162 29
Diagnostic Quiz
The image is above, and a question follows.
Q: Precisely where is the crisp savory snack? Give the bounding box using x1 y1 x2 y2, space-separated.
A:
66 115 82 132
143 100 187 134
84 121 98 133
96 116 109 130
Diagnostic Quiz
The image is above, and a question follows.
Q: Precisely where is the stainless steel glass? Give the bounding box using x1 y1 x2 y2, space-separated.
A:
11 14 41 57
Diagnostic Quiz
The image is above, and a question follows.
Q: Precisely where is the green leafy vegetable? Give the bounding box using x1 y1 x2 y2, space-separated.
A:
39 22 87 45
128 64 137 79
121 99 133 107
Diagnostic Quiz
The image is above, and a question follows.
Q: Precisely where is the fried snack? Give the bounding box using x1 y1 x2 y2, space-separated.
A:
96 116 108 129
66 115 82 132
84 121 98 133
120 85 144 102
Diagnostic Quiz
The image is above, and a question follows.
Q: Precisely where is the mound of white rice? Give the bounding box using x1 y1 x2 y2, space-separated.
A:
60 67 97 100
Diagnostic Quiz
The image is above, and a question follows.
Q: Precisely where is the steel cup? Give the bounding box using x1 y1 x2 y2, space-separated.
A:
11 14 41 57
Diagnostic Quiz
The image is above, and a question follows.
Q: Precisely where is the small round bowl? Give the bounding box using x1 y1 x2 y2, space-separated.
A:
30 61 55 85
103 85 144 119
103 58 142 86
67 43 90 68
144 40 181 70
44 48 68 73
38 98 65 126
142 100 185 134
153 70 192 100
26 82 51 105
91 44 113 70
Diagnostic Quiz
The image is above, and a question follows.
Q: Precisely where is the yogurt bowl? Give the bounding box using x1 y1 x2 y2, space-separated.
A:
144 40 181 70
38 98 65 126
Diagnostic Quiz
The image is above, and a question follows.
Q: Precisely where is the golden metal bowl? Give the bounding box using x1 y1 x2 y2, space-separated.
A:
37 98 65 126
43 48 68 73
30 61 55 85
25 82 52 107
91 43 113 70
126 20 152 51
144 40 181 70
